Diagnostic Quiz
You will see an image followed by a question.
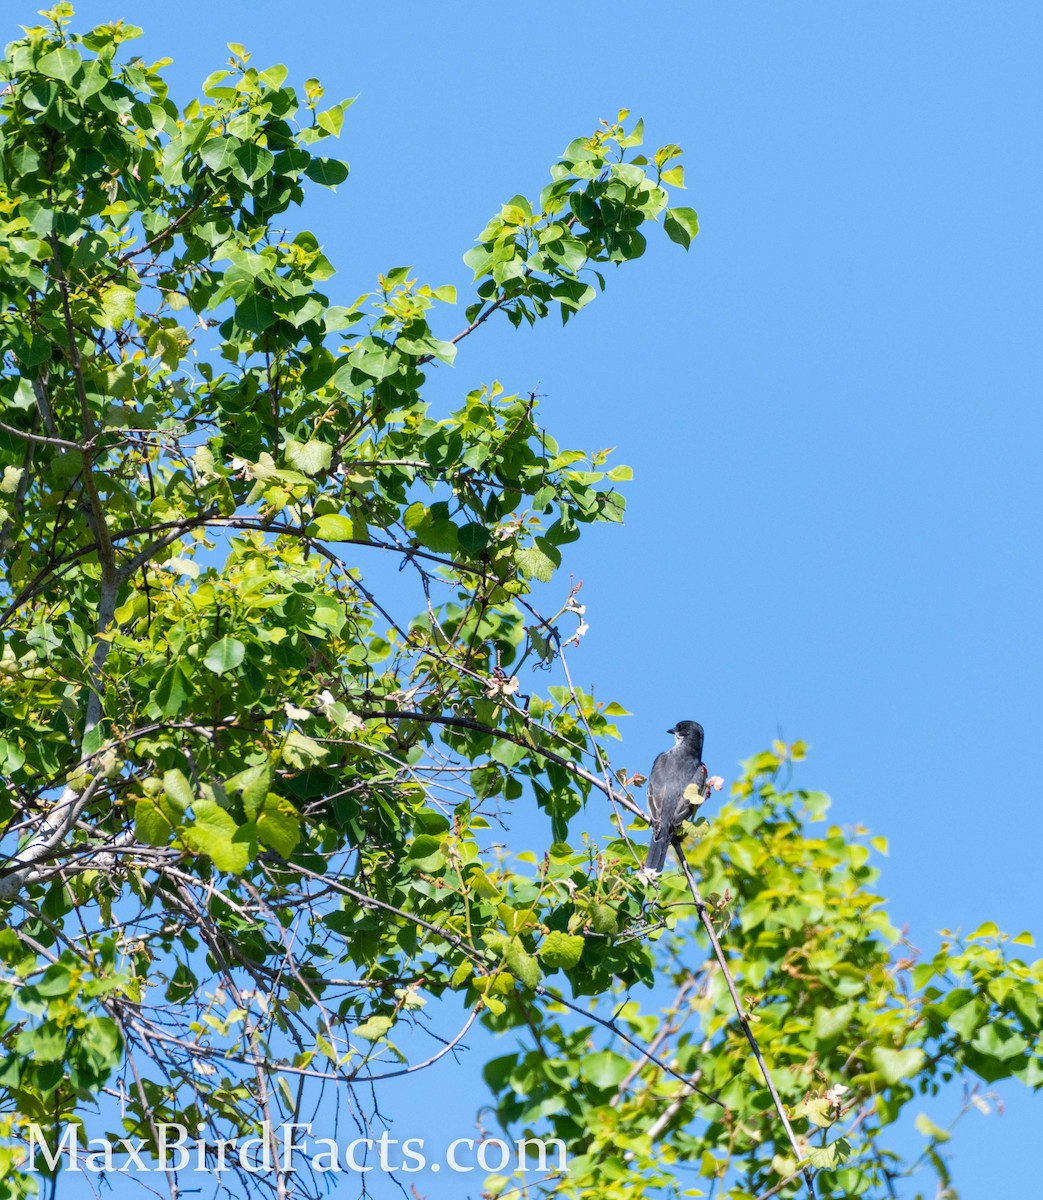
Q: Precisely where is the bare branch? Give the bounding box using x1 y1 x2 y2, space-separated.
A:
0 418 82 452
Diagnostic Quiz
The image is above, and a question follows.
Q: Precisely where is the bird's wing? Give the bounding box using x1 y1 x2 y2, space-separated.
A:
661 756 707 831
647 750 671 827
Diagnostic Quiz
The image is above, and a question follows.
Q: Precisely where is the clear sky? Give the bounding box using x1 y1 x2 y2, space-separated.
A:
25 2 1043 1195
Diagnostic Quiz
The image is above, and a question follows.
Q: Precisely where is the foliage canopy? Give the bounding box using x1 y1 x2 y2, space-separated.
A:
0 8 1038 1200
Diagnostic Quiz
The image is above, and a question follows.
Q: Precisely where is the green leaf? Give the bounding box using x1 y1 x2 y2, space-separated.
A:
551 279 595 312
968 921 1000 941
36 965 73 998
503 940 540 989
37 47 82 84
304 157 349 186
1 466 24 495
581 1050 629 1088
256 796 301 858
872 1046 925 1085
467 869 502 900
259 64 288 88
233 144 275 183
807 1138 851 1170
282 730 327 767
235 293 275 334
76 58 107 98
481 1053 516 1089
355 1014 393 1041
203 636 245 675
463 244 494 279
516 538 561 583
182 800 250 874
162 769 194 811
80 1018 121 1073
972 1021 1029 1062
99 285 137 330
310 513 362 541
458 522 491 554
961 1046 1018 1083
406 833 444 869
0 738 25 773
914 1113 951 1143
29 1024 66 1061
316 104 345 137
813 1001 856 1041
947 997 985 1040
225 764 272 816
590 903 619 935
664 206 700 250
416 520 458 553
792 1096 836 1129
154 662 191 716
285 438 332 476
683 781 707 807
135 796 175 846
200 136 241 174
538 931 584 969
403 502 427 531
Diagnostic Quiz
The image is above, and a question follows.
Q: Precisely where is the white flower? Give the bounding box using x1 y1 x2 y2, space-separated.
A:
563 621 589 649
494 518 523 541
484 673 519 700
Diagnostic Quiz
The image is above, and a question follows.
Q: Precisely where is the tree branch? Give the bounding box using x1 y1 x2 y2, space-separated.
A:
416 292 512 366
0 418 82 452
356 707 645 819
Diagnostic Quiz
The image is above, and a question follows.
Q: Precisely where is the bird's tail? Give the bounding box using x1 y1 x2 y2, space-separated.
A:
644 827 671 873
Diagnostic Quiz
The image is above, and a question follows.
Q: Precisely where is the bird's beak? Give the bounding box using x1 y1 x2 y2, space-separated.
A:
666 726 676 735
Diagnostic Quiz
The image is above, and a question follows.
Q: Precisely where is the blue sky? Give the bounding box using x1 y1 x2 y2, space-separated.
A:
28 1 1043 1195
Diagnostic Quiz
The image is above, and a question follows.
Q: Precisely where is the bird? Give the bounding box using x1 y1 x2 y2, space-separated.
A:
644 720 708 873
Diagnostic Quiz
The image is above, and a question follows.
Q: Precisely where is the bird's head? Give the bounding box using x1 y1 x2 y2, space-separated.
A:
668 720 704 751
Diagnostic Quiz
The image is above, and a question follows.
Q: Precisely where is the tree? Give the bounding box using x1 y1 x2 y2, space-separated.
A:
0 8 1038 1200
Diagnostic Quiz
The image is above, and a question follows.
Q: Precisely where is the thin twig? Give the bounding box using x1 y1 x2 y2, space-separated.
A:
0 419 82 451
753 1167 806 1200
416 293 512 365
534 984 724 1111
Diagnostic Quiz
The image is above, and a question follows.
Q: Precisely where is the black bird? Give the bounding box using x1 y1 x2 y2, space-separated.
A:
644 721 708 873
